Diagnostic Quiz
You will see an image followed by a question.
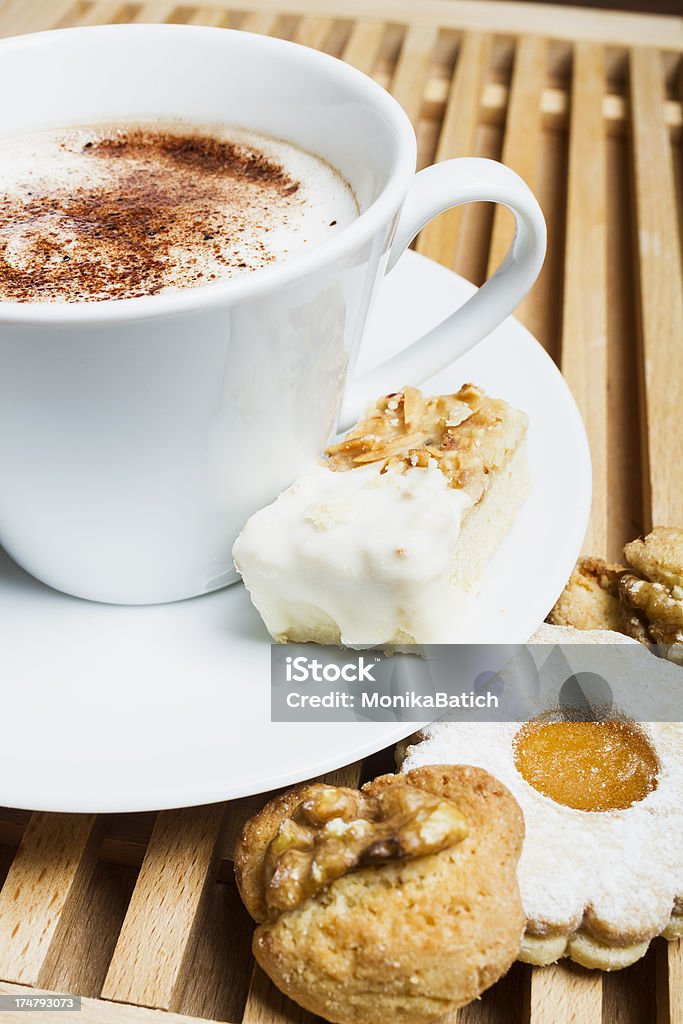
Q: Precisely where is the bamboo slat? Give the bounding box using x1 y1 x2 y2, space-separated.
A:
102 805 227 1011
629 47 683 530
486 33 547 354
340 20 385 76
389 25 440 127
0 814 104 988
487 36 547 279
79 0 683 50
132 1 177 22
0 0 76 34
45 862 138 1000
658 941 683 1024
185 7 229 26
528 964 603 1024
291 15 334 51
74 2 127 26
560 41 608 555
241 964 314 1024
415 32 493 268
239 11 279 35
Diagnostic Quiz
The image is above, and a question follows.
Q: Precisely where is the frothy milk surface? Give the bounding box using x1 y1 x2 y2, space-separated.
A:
0 123 358 303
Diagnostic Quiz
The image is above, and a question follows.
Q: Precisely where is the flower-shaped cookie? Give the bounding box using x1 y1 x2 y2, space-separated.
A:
400 625 683 969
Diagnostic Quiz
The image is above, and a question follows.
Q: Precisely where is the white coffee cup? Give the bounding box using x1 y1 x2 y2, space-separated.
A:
0 24 546 605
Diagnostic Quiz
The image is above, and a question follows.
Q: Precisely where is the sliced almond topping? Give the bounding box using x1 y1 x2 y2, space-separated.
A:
325 384 526 503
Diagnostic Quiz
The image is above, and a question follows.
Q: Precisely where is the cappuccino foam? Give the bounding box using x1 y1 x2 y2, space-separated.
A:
0 123 358 303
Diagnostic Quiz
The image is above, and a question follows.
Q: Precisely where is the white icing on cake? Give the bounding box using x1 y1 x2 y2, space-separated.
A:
233 462 473 647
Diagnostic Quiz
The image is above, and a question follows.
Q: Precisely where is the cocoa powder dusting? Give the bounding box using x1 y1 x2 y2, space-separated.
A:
0 128 303 303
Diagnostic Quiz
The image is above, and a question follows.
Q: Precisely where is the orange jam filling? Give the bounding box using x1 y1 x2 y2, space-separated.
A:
512 720 659 812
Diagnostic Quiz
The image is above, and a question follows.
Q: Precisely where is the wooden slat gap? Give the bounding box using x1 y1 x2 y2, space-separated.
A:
102 803 228 1012
0 813 105 988
416 31 494 269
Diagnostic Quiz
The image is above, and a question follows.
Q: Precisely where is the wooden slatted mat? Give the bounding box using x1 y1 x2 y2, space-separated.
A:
0 1 682 1023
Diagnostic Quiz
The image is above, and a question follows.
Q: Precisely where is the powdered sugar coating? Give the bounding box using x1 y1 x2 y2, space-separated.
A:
400 625 683 943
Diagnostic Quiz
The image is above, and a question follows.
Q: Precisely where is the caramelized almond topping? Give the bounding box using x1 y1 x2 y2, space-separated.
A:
325 384 526 502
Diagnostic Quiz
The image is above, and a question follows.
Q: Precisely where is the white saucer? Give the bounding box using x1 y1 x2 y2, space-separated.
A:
0 251 591 813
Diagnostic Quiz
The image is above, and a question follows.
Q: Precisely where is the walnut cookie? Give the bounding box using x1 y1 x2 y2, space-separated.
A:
549 526 683 663
234 766 525 1024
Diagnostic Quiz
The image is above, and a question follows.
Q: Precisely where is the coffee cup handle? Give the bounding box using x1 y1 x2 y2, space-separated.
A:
338 157 546 429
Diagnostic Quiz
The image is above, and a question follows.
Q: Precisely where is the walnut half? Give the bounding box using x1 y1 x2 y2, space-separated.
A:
549 527 683 664
263 783 468 915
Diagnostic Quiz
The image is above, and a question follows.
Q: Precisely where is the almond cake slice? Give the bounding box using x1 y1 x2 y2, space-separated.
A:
232 384 530 647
